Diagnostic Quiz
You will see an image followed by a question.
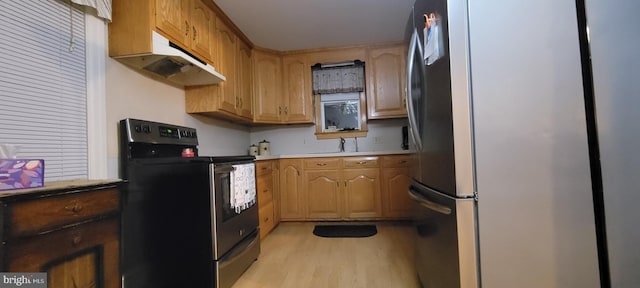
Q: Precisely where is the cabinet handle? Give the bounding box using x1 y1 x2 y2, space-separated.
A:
185 21 190 36
263 189 269 193
240 98 243 108
193 26 197 41
64 200 83 214
403 97 407 108
284 106 288 115
316 163 327 166
279 106 282 115
400 160 407 164
357 161 367 165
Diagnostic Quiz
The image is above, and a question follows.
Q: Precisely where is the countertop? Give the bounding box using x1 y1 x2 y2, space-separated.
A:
0 179 124 198
255 150 412 160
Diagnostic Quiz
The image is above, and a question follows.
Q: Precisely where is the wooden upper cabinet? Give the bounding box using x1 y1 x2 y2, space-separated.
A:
282 54 313 123
189 0 214 63
110 0 215 64
366 44 408 119
185 16 254 122
253 49 283 123
154 0 213 64
155 0 190 48
237 40 253 119
254 52 313 124
216 18 238 115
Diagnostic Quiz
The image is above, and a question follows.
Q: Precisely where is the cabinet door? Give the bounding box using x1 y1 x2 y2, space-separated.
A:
382 167 412 218
155 0 190 48
7 218 120 288
279 159 305 220
305 170 341 219
253 50 283 123
189 0 213 63
237 40 253 119
215 18 238 114
367 45 408 119
282 54 313 123
344 168 382 219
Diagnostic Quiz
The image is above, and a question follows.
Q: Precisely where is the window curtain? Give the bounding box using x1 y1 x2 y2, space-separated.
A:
312 61 365 94
71 0 112 21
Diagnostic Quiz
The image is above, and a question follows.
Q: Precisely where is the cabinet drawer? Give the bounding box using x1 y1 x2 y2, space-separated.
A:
256 161 272 176
304 158 341 170
258 202 275 239
257 174 273 207
8 189 120 237
380 155 412 168
343 156 379 168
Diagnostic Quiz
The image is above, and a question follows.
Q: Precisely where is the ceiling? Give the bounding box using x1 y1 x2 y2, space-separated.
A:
212 0 415 52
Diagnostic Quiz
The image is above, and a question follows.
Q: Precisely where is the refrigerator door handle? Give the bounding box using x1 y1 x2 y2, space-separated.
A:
406 29 424 151
408 188 452 215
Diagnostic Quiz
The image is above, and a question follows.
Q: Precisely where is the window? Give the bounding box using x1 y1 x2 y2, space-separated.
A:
0 1 88 181
312 61 368 139
320 93 362 132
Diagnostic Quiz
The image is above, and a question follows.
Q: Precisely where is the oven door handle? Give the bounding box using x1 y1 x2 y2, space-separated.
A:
214 165 236 174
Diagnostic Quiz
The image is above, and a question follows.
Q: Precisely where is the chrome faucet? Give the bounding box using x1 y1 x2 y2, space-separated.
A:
339 137 346 152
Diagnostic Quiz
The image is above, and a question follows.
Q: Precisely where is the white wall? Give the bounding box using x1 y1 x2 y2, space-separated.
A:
105 59 250 179
249 118 408 155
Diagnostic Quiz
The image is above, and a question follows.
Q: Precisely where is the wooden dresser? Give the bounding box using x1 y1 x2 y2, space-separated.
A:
0 180 123 288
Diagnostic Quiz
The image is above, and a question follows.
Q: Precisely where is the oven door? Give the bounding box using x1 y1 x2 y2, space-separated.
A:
211 162 259 259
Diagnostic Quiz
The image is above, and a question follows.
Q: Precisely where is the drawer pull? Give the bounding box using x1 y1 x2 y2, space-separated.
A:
316 163 327 166
400 160 407 164
263 189 269 193
64 201 84 214
357 161 367 165
72 235 82 246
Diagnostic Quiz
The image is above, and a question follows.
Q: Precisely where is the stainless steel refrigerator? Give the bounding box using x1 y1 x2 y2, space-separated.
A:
405 0 639 287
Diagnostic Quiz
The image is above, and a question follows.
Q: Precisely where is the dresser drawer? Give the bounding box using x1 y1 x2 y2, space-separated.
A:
380 155 412 168
304 158 342 170
343 156 379 168
7 188 120 237
256 161 272 176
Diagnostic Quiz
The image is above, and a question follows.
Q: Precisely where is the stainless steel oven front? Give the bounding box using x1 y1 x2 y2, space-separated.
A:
210 160 260 288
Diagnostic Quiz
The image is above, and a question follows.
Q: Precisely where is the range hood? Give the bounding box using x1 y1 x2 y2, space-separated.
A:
113 31 225 86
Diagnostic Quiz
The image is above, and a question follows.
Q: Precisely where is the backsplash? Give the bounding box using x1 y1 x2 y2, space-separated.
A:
249 118 408 155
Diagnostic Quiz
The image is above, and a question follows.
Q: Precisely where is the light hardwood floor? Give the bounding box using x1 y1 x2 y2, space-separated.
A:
233 222 420 288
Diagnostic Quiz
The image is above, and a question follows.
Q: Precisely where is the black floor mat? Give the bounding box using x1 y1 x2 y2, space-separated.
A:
313 224 377 238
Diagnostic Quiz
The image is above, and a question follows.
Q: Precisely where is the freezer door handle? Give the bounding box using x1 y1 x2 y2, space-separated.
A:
408 188 452 215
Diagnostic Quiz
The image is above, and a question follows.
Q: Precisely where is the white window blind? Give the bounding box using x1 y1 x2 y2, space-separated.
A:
0 1 88 181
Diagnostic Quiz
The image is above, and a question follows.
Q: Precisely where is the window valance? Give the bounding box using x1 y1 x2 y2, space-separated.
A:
312 61 365 94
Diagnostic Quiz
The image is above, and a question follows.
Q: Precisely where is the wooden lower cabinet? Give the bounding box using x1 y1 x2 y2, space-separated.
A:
305 170 341 219
0 181 122 288
279 155 411 221
302 157 381 220
257 160 280 239
344 168 382 219
381 155 413 218
279 159 305 220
